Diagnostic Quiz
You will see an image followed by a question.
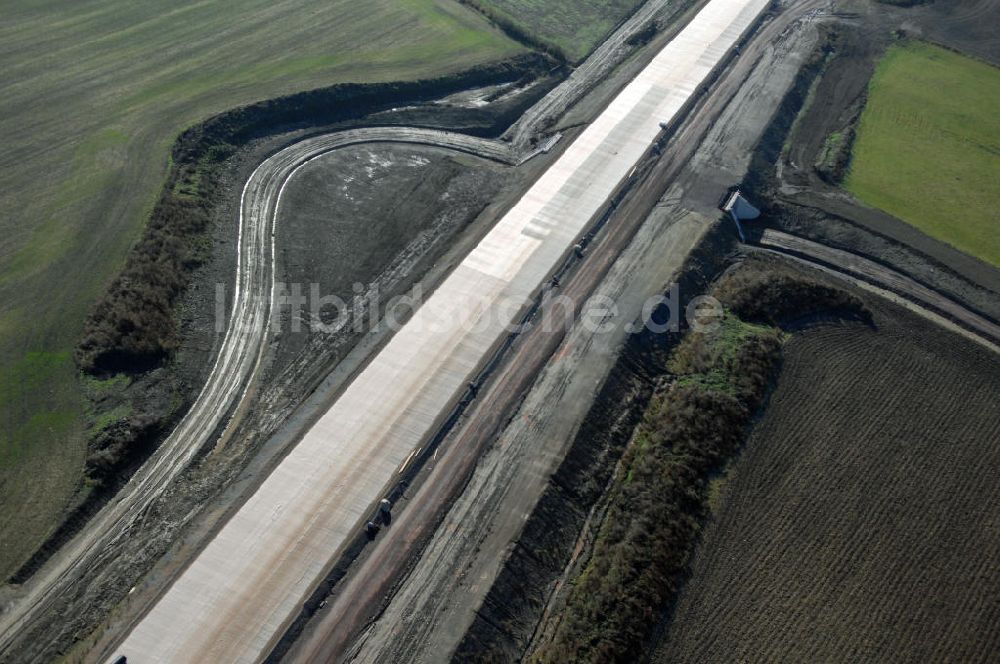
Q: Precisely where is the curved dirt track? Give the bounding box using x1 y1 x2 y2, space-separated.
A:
759 230 1000 343
0 127 514 661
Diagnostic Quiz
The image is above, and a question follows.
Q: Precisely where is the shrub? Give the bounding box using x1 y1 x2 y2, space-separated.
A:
85 413 164 480
534 263 863 662
714 268 871 327
534 314 781 663
76 194 211 374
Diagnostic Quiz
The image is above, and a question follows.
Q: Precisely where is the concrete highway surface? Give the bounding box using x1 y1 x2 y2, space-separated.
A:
0 128 513 661
316 3 834 661
109 0 771 661
504 0 705 149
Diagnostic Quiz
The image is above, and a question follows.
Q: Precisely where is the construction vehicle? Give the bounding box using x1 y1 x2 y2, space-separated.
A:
379 498 392 522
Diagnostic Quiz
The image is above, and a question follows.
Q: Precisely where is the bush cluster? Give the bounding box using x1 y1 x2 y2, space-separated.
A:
534 315 782 663
714 267 871 327
814 126 857 184
76 189 213 374
85 413 164 478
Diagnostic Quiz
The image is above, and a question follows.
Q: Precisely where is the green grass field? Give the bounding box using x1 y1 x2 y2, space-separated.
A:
468 0 645 62
845 41 1000 268
0 0 521 580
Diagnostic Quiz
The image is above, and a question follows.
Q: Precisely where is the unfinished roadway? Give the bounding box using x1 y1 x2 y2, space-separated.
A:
0 1 719 659
105 0 772 661
311 1 831 661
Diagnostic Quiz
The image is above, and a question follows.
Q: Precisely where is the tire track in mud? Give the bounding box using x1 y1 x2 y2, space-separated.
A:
759 229 1000 343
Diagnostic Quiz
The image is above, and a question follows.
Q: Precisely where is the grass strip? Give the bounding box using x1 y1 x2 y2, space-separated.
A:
845 41 1000 268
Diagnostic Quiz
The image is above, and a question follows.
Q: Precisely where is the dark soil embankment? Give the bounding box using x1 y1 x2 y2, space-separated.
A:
779 25 878 189
740 26 838 199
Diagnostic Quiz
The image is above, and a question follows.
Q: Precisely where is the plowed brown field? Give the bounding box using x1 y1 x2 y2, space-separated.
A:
654 302 1000 663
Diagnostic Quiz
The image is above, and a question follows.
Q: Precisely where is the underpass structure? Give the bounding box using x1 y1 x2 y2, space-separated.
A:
114 0 772 660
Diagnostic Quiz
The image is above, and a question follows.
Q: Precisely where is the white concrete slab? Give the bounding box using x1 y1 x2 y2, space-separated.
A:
114 0 770 660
